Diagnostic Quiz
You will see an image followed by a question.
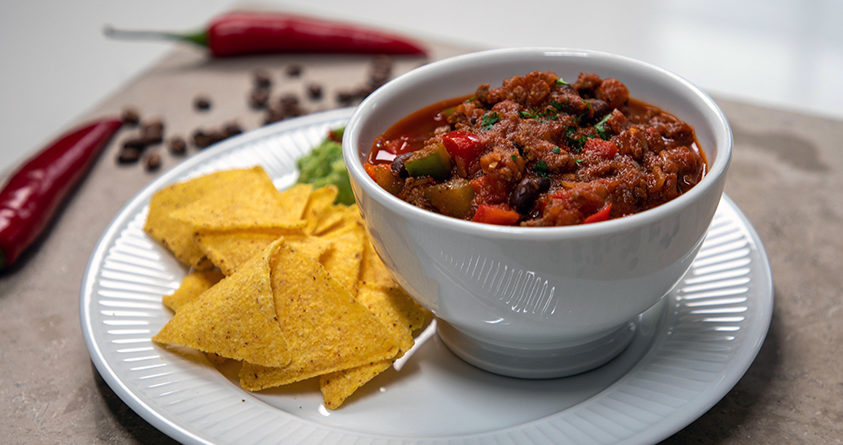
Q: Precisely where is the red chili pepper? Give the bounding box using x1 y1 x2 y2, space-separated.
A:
442 131 484 164
583 203 613 224
472 204 520 226
104 11 427 57
0 118 122 269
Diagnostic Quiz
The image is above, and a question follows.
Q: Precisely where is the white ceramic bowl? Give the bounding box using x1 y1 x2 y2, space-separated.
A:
343 48 732 378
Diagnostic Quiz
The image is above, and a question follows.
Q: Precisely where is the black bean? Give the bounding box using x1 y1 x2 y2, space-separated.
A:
194 96 212 111
121 107 140 126
585 99 610 122
168 136 187 156
391 152 413 178
510 177 551 214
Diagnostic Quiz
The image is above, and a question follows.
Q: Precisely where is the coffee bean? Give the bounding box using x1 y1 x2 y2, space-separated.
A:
307 83 323 100
285 64 302 77
141 120 164 144
144 150 162 171
117 147 141 164
249 88 270 109
168 136 187 156
194 96 212 111
192 129 214 148
122 137 147 150
336 89 356 105
121 107 140 126
223 122 243 138
253 70 272 89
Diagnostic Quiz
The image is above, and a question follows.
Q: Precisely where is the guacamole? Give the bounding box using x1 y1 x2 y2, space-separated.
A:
296 128 354 205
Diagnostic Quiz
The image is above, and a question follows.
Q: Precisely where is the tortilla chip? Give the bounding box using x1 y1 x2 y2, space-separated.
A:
276 183 313 221
152 246 291 368
144 172 235 269
319 220 365 295
195 230 332 276
238 241 399 391
320 360 393 409
359 238 397 289
195 229 286 276
162 269 224 312
284 235 334 263
303 185 338 234
170 167 305 231
319 285 433 408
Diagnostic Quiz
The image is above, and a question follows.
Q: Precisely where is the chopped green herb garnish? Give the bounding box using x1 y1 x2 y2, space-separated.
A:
551 100 564 111
594 114 612 140
481 111 499 130
519 110 536 119
556 78 569 86
574 158 583 163
533 160 549 177
552 147 561 154
464 96 476 103
511 154 518 162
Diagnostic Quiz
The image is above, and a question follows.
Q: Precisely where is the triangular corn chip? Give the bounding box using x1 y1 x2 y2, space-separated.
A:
239 241 399 390
170 167 305 230
303 185 338 234
144 172 242 269
359 238 397 289
153 246 291 368
319 220 366 295
163 269 224 312
319 285 433 408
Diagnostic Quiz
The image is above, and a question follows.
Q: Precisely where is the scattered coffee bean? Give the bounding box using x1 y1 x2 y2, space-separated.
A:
144 150 162 171
307 83 323 100
141 120 164 145
253 70 272 89
194 96 212 111
168 136 187 156
192 129 214 149
122 137 147 150
336 89 356 105
117 147 142 164
285 64 303 77
121 107 140 126
263 106 286 125
249 88 270 109
223 122 243 138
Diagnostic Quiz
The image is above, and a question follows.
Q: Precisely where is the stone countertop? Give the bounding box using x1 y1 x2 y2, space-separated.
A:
1 41 840 444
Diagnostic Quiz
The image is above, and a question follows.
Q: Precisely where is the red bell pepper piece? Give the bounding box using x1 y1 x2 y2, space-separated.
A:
104 11 427 57
583 203 613 224
470 175 509 204
583 138 618 159
472 204 520 225
442 131 484 164
0 118 122 269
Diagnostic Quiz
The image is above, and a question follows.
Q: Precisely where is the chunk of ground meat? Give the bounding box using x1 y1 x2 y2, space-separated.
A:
595 78 630 109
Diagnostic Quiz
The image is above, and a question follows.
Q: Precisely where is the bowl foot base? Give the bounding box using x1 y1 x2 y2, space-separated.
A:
437 321 637 379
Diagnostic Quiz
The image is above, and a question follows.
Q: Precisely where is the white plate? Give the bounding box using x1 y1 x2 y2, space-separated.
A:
80 108 773 445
